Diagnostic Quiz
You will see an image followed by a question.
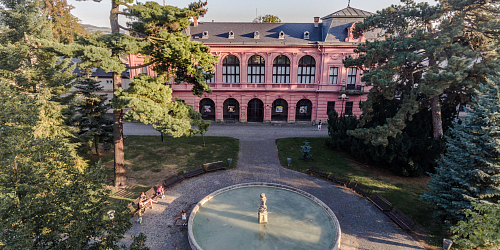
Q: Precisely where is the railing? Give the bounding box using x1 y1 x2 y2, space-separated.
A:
170 82 370 93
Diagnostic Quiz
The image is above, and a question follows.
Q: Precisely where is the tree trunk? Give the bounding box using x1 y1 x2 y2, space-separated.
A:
94 134 99 156
110 0 126 187
430 95 444 138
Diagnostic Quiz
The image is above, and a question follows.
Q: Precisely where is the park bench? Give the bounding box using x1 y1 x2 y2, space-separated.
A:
307 166 330 179
349 182 373 197
367 193 393 212
184 166 206 178
127 185 161 214
163 174 185 188
204 161 226 172
385 207 415 231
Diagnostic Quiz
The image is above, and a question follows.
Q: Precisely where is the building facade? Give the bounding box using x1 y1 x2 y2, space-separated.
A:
129 7 377 123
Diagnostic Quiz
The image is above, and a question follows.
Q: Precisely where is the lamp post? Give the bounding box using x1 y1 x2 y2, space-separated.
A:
338 94 349 117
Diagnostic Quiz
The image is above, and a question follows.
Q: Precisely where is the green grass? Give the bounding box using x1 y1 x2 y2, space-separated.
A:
86 135 239 209
277 137 446 248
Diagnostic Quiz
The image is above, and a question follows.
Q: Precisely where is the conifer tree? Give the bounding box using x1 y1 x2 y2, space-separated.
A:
71 76 113 155
344 0 500 146
0 81 147 249
60 0 217 186
421 83 500 224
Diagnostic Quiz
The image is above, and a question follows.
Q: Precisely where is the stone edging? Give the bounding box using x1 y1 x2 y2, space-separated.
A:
187 182 341 250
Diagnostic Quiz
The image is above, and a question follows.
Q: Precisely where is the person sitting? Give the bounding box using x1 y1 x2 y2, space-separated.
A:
139 192 157 209
157 185 165 199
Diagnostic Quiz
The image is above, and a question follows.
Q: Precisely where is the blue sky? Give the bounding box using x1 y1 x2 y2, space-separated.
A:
68 0 434 28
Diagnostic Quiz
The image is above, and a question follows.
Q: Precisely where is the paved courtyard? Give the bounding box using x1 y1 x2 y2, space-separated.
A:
121 122 425 250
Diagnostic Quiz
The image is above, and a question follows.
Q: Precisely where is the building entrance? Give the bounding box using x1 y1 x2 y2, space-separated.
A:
199 98 216 121
295 99 312 121
247 98 264 122
223 98 239 122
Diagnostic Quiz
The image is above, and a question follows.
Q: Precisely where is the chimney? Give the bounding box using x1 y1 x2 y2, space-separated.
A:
314 17 319 27
193 16 198 27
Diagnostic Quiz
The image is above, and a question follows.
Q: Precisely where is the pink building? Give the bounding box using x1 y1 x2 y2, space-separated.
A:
129 7 377 123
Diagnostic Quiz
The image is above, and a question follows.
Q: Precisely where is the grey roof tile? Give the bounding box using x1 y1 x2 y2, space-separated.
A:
321 7 373 19
189 22 323 44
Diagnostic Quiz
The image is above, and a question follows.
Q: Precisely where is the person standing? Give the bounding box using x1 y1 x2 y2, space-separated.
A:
318 120 322 131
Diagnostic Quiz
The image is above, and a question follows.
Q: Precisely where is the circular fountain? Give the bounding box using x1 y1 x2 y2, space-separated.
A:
188 183 341 250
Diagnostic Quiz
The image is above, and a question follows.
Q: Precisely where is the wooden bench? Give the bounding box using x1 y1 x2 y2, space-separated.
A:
163 174 185 188
307 166 330 179
184 166 206 178
349 182 373 197
367 193 393 212
385 207 415 231
204 161 226 172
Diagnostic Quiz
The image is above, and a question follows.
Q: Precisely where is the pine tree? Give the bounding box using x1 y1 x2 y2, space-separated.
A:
43 0 88 43
0 81 147 249
344 0 500 146
59 0 217 186
71 76 113 155
421 83 500 224
0 0 77 140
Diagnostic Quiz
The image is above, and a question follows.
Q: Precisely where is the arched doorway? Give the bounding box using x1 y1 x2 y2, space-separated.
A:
247 98 264 122
295 99 312 121
272 99 288 122
223 98 239 121
199 98 215 121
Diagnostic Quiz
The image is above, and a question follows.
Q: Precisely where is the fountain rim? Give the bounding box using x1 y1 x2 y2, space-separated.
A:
187 182 341 250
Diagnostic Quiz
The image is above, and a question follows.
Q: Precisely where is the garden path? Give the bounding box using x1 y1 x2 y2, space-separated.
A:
121 122 425 250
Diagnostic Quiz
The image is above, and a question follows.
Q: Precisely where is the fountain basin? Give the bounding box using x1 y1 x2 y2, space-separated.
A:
188 183 341 250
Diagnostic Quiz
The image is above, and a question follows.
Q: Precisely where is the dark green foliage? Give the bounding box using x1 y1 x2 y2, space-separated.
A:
71 76 113 155
344 0 500 145
451 202 500 249
421 83 500 224
327 97 447 176
300 141 314 162
0 81 137 249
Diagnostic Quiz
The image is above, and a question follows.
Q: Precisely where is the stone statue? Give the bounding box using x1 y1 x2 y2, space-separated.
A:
258 193 268 224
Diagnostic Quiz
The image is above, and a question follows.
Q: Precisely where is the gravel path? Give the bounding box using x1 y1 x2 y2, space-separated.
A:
121 122 425 250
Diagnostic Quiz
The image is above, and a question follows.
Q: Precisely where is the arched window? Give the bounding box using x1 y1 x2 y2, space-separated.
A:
247 55 265 83
298 55 316 83
272 55 290 83
222 55 240 83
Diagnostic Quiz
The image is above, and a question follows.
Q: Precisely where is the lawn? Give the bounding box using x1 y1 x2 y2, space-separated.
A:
277 137 445 249
86 135 239 208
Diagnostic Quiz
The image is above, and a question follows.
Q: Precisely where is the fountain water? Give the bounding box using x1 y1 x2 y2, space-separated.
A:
188 183 341 250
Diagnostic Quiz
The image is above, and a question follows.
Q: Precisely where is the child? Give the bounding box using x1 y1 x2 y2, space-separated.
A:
181 210 187 226
137 203 143 224
318 120 322 131
157 185 165 199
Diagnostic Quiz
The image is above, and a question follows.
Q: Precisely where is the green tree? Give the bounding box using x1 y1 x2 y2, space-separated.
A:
62 0 217 186
43 0 88 43
0 0 77 141
451 202 500 249
0 81 147 249
71 75 113 155
344 0 500 146
421 83 500 224
253 14 281 23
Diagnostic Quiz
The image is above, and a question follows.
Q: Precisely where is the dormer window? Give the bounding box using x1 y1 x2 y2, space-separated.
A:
254 31 260 39
202 31 209 39
304 31 310 40
228 30 234 39
279 31 285 39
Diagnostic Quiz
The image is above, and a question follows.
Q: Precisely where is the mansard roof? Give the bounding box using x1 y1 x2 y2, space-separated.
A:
188 7 376 45
189 22 322 45
321 7 373 19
